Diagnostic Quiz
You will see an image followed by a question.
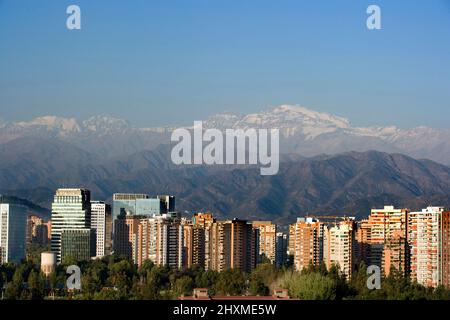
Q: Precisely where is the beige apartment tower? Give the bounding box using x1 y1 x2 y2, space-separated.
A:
252 221 277 264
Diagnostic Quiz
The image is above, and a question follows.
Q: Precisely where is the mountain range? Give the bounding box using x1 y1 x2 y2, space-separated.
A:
1 105 450 165
1 105 450 223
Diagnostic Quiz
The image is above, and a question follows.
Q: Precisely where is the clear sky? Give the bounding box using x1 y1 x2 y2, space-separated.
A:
0 0 449 128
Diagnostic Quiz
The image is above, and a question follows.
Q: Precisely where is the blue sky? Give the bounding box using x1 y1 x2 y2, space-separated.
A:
0 0 449 128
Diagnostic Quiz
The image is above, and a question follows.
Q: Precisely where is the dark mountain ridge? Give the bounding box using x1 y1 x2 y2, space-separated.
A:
0 136 449 223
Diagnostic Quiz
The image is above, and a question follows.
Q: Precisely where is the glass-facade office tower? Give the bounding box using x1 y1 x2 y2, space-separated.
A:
0 202 27 263
60 229 95 262
157 195 175 213
112 194 164 221
51 188 92 263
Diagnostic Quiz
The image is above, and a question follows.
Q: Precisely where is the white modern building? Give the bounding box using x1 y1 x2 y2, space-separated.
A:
91 201 112 258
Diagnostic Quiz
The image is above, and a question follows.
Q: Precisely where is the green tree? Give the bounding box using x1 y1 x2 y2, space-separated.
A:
4 268 24 300
28 270 45 300
249 263 278 296
195 270 218 291
213 269 246 296
48 271 58 299
173 276 194 297
283 271 337 300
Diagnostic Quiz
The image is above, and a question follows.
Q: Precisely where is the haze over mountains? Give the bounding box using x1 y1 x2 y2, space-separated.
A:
1 105 449 222
1 105 449 165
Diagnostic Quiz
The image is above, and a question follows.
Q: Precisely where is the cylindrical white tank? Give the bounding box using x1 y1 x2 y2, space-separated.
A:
40 252 57 276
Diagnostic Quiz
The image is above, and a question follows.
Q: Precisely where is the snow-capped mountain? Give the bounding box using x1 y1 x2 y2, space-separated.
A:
204 104 351 139
1 105 449 165
204 104 446 142
81 115 131 135
202 105 450 164
0 115 170 157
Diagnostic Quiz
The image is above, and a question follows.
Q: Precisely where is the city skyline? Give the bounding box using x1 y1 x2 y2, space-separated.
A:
2 187 450 303
6 188 450 278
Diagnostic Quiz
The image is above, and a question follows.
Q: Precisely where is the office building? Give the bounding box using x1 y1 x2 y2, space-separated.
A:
112 193 165 222
91 201 112 258
60 228 95 262
0 202 27 263
275 232 288 267
157 195 175 213
50 188 92 263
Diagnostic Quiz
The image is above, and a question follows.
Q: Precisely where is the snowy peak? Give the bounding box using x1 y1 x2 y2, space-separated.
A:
82 115 130 134
4 115 132 135
204 105 350 129
203 112 244 129
269 105 350 129
15 116 82 134
203 104 351 139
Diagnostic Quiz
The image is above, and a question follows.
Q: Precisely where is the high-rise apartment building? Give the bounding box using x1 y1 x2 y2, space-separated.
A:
155 213 184 269
368 206 409 276
324 219 355 279
0 202 27 263
192 213 215 270
113 213 141 262
114 211 184 268
355 219 372 266
181 218 206 269
182 221 193 269
137 217 158 266
287 224 296 265
210 219 256 273
409 207 450 287
291 218 323 272
191 225 206 268
50 188 92 263
252 221 277 264
91 201 112 258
